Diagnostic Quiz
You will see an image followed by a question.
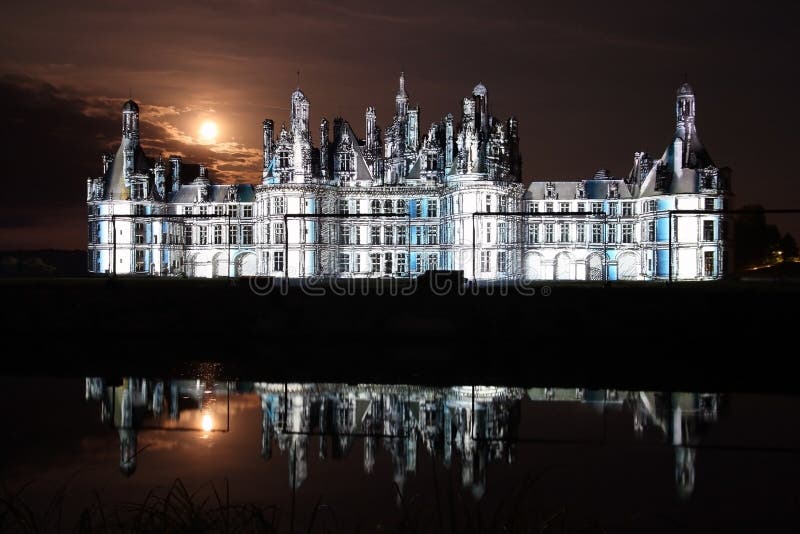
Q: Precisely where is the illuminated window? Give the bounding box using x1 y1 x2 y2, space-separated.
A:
242 226 253 245
622 224 633 243
480 251 491 272
274 222 285 244
592 224 602 243
622 202 634 217
703 220 714 241
397 226 407 245
497 251 507 272
339 253 350 272
428 226 438 245
273 251 284 272
528 223 539 243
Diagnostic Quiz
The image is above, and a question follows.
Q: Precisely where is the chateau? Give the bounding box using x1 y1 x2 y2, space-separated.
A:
86 76 729 280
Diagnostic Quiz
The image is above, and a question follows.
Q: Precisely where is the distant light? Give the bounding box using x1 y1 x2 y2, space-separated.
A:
201 414 213 432
200 121 218 141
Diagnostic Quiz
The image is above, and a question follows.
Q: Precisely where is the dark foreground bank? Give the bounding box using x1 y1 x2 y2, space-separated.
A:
1 277 797 392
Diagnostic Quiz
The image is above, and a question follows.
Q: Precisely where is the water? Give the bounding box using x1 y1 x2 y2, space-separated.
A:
1 372 799 532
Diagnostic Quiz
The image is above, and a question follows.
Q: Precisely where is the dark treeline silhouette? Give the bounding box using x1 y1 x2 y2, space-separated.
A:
0 250 87 277
734 205 798 271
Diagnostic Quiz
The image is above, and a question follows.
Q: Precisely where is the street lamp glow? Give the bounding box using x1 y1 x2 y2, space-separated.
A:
201 414 213 432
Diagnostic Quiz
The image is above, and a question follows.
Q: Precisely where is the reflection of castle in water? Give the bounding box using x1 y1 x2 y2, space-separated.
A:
85 379 722 498
85 377 227 476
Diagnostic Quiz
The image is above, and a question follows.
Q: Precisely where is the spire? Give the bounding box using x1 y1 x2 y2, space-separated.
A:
395 72 408 117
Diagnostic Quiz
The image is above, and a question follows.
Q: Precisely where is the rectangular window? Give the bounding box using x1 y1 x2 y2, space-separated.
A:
704 251 714 276
135 250 146 272
545 223 554 243
262 252 270 271
545 202 553 213
528 223 539 244
415 201 423 218
577 223 585 242
371 226 381 245
480 250 491 272
228 225 238 244
608 225 617 243
242 225 253 245
427 225 438 245
354 253 361 273
623 202 634 217
647 221 655 241
560 202 569 213
703 220 714 241
339 200 349 214
273 251 284 272
228 205 238 218
273 197 285 214
243 205 253 218
428 200 438 218
577 203 585 213
214 205 224 217
591 202 602 213
134 204 146 216
199 226 208 245
263 224 271 244
384 253 393 274
609 203 618 217
183 206 193 216
497 251 507 272
384 226 394 245
592 224 602 243
485 195 492 213
415 226 424 245
184 226 192 245
560 223 569 242
622 224 633 243
199 206 208 216
397 253 407 273
132 183 144 200
339 252 350 272
135 223 145 244
340 225 351 245
499 196 508 213
498 222 507 244
370 253 381 273
705 198 715 211
427 254 438 271
397 226 408 245
530 202 539 213
274 222 285 244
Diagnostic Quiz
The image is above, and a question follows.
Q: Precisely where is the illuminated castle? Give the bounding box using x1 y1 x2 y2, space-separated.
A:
86 77 729 280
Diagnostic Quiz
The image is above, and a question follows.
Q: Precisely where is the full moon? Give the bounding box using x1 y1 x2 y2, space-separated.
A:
199 121 218 140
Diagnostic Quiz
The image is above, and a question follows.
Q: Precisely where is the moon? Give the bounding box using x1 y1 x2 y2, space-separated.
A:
199 120 218 141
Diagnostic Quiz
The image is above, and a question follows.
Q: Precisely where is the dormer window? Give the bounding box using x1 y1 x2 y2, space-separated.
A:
426 153 438 171
278 151 290 168
339 152 352 172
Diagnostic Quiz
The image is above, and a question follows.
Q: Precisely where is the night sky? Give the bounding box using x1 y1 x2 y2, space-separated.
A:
1 0 798 249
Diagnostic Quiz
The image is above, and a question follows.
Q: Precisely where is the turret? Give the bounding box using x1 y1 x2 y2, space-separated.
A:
395 72 408 117
121 100 139 179
320 118 330 178
676 83 695 126
101 153 113 174
169 155 182 193
154 156 166 198
406 107 419 152
366 106 377 150
291 88 310 138
262 119 274 171
473 83 489 135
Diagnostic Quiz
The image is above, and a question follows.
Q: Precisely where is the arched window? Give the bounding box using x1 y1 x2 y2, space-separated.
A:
383 200 393 213
396 199 407 214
